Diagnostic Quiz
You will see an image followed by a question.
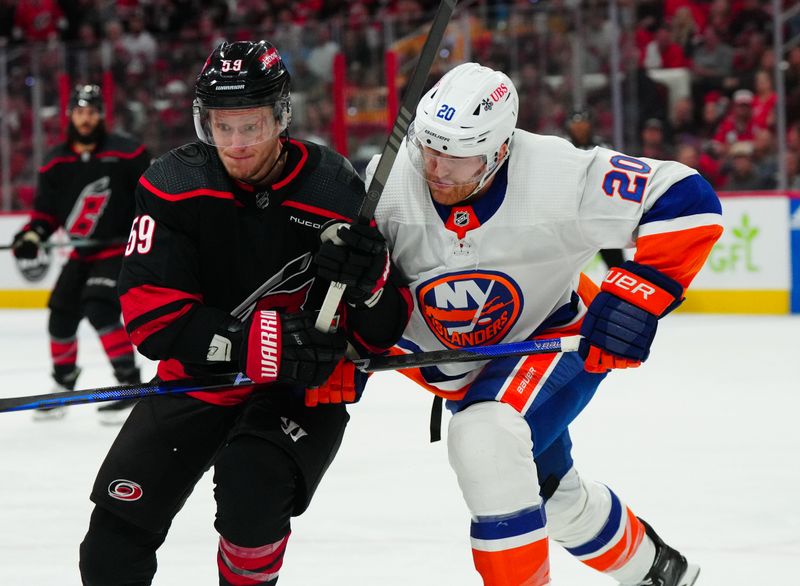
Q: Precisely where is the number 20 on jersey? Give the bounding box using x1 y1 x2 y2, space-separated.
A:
602 155 652 203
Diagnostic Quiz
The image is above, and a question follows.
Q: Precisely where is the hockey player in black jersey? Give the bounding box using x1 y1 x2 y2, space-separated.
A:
78 41 411 586
10 84 151 423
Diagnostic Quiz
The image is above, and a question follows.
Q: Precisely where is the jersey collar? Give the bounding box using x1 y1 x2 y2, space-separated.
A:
431 161 509 239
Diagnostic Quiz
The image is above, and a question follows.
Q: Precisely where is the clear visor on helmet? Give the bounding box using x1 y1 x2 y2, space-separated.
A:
406 123 488 188
193 103 285 148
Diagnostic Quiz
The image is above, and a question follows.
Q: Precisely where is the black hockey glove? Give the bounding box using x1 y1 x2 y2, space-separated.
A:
579 261 684 373
314 221 390 308
11 228 45 260
240 310 347 387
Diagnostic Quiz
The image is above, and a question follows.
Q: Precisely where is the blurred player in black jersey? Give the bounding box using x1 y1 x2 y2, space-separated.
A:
78 40 411 586
10 84 151 423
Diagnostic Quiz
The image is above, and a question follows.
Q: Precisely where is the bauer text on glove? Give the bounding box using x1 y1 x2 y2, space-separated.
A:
579 261 684 373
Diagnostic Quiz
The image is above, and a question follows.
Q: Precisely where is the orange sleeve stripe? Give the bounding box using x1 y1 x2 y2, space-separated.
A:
473 539 550 586
634 224 723 288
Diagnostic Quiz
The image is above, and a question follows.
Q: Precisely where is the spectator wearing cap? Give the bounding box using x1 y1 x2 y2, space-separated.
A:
640 118 673 159
713 89 757 153
724 140 776 191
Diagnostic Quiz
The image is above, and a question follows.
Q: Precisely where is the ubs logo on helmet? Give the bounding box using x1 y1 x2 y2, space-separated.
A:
417 270 522 349
490 83 509 102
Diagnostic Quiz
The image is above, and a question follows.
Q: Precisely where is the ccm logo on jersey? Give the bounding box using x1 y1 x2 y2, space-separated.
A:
602 268 675 315
417 270 522 349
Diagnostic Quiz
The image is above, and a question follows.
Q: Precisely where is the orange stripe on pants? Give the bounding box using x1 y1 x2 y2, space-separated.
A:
473 538 550 586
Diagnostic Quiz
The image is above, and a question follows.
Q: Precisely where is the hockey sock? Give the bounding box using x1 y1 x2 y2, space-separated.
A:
562 487 654 583
98 324 136 367
51 335 78 375
471 505 550 586
217 533 290 586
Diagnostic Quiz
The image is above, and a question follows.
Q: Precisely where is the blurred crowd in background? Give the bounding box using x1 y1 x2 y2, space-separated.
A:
2 0 800 210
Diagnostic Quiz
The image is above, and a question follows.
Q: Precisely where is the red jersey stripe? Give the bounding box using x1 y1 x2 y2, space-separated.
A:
120 284 203 325
281 199 351 222
139 176 235 202
272 140 308 190
39 156 78 173
95 145 146 159
128 303 194 347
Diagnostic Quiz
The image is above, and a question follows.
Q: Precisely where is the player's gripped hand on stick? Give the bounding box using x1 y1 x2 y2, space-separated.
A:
304 359 359 407
241 310 347 387
11 228 45 259
579 261 684 373
314 221 390 309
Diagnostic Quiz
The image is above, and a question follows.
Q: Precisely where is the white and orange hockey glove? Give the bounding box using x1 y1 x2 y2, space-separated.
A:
579 261 684 373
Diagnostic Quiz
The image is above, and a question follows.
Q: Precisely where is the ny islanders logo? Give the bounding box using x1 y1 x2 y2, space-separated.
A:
417 270 522 349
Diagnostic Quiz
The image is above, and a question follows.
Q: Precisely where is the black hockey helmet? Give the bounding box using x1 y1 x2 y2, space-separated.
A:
193 40 292 145
69 84 104 114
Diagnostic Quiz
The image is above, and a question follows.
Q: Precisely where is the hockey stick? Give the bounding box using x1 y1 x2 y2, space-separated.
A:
0 336 580 413
0 373 253 413
352 335 582 372
0 237 128 251
314 0 459 333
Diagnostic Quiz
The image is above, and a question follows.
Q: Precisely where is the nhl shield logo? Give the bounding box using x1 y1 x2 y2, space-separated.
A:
454 211 470 227
417 270 523 349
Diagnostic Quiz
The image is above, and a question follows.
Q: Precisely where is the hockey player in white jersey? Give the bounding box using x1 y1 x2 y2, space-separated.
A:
368 63 722 585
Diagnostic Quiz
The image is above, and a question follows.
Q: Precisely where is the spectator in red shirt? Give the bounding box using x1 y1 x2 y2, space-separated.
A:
751 69 777 130
643 24 691 69
13 0 64 42
713 89 758 153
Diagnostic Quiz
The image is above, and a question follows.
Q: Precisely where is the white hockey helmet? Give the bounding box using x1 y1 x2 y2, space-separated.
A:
407 62 518 195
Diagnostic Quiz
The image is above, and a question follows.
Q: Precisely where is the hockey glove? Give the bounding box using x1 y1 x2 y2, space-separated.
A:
11 228 44 260
240 311 347 387
579 261 684 374
314 221 390 308
305 359 360 407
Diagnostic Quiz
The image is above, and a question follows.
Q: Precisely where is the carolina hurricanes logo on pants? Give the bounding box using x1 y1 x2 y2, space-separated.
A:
107 479 143 501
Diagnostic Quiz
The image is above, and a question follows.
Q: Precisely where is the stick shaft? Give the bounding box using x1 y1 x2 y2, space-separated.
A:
353 336 582 372
314 0 459 333
0 336 581 413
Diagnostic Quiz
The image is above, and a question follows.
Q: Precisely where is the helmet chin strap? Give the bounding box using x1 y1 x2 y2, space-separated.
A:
247 129 290 188
461 147 510 202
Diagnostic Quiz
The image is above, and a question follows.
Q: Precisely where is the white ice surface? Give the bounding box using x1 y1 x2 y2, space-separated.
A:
1 310 799 585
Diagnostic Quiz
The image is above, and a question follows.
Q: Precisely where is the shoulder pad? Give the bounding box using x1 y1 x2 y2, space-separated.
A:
105 134 145 154
172 142 209 167
142 144 231 198
289 144 364 219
